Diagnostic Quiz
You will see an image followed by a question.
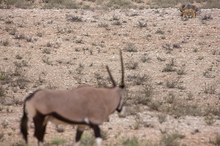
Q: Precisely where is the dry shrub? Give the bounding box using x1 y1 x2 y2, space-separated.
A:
210 134 220 146
150 0 181 8
150 0 219 8
0 86 5 98
1 0 32 8
43 0 79 9
203 0 220 8
122 137 141 146
106 0 132 8
160 132 184 146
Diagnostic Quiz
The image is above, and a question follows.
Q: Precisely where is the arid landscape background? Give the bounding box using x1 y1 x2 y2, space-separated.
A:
0 0 220 146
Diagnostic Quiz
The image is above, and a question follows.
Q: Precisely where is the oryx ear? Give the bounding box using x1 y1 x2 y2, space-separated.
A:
180 3 186 11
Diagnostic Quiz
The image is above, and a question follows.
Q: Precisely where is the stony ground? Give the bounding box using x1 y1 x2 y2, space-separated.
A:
0 8 220 146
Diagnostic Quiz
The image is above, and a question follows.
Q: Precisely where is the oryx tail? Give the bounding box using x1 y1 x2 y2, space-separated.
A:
20 89 41 143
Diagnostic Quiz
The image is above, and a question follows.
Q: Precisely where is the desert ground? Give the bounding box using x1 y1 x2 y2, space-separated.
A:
0 4 220 146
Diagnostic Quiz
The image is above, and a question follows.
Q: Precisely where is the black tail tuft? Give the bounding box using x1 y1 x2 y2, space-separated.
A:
20 89 40 144
20 104 28 143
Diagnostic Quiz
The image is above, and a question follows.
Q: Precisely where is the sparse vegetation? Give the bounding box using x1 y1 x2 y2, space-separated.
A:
158 113 167 123
0 86 5 101
94 72 108 87
137 20 147 28
140 54 150 63
160 132 185 146
42 48 51 54
14 76 29 89
176 66 186 75
135 84 154 105
42 56 53 65
0 2 220 146
126 61 138 70
204 0 220 8
127 74 151 86
203 83 217 94
1 0 32 8
132 115 142 130
210 134 220 146
106 0 132 8
14 33 25 40
1 39 9 46
66 15 83 22
0 0 219 9
43 0 79 9
150 0 220 8
122 137 141 146
165 77 181 89
0 132 4 142
124 43 138 52
164 100 202 117
204 113 216 125
11 141 26 146
162 59 176 72
0 71 11 85
49 137 66 146
1 120 9 129
98 22 109 28
148 100 161 111
79 133 95 146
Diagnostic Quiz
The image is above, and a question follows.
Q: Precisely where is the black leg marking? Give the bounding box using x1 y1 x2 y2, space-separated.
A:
75 127 84 143
90 124 101 139
33 112 47 144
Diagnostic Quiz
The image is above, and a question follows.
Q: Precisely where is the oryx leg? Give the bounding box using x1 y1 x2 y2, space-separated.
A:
33 112 47 146
74 126 84 146
90 124 102 146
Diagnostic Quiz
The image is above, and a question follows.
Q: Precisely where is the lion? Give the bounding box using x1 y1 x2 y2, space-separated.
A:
180 3 199 20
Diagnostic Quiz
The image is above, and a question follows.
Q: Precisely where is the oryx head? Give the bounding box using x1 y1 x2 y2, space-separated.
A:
106 50 126 114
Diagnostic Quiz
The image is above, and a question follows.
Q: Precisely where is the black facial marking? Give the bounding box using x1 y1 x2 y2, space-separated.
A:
116 101 124 113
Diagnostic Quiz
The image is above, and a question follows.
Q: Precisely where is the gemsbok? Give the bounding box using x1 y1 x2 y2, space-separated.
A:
20 50 126 146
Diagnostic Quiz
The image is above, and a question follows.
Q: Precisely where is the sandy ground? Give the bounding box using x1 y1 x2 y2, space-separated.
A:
0 8 220 146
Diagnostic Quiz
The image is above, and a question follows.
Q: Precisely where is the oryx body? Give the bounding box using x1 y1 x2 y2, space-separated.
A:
20 50 125 146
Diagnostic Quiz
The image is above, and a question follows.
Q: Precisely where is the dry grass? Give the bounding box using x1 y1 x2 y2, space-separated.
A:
160 132 185 146
43 0 79 9
1 0 220 9
0 4 219 146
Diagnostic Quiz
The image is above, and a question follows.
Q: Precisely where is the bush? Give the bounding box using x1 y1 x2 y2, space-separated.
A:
2 0 32 8
106 0 132 8
160 132 184 146
203 0 220 8
43 0 79 9
80 133 95 146
122 137 141 146
150 0 220 8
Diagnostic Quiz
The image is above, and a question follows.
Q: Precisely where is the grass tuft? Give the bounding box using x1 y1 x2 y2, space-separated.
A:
122 137 141 146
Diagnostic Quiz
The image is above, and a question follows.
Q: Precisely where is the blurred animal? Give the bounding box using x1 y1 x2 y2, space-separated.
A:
180 3 199 20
